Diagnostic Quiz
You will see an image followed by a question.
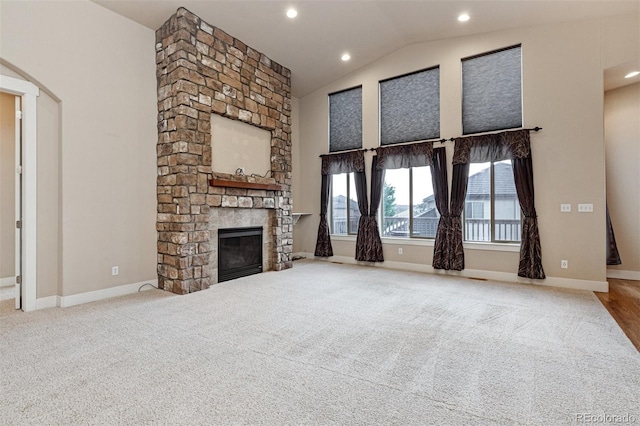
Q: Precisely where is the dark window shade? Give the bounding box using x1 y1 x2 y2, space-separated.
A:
462 46 522 135
380 67 440 145
329 86 362 152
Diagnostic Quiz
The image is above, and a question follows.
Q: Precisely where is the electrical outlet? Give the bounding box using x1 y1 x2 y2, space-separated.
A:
561 260 568 269
112 266 119 276
560 204 571 212
398 247 403 255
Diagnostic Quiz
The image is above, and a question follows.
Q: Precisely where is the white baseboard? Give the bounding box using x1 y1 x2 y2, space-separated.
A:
59 279 159 308
299 253 609 292
36 296 59 310
0 277 15 288
31 279 159 310
607 269 640 281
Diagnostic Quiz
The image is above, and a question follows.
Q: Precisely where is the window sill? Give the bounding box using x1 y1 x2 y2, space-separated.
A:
330 235 357 242
331 235 519 252
464 241 520 252
381 237 434 247
332 235 436 248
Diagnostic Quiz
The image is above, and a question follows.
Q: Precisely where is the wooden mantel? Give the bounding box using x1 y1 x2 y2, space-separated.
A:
209 178 285 191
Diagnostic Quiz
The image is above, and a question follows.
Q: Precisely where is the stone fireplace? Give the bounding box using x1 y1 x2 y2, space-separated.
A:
155 8 292 294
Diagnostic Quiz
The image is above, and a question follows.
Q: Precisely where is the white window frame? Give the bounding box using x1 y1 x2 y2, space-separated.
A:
463 161 522 244
329 172 359 236
380 166 437 240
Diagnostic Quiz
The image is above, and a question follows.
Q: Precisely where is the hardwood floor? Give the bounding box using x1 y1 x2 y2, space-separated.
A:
596 278 640 352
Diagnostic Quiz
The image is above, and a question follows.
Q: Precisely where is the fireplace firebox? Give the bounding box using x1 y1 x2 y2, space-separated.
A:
218 227 263 282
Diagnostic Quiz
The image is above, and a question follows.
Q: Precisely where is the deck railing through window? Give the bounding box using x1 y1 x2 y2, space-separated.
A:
465 219 521 242
333 217 521 241
332 216 360 235
382 217 440 238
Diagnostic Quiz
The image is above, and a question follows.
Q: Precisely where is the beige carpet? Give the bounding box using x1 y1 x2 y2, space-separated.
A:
1 260 638 425
0 285 14 302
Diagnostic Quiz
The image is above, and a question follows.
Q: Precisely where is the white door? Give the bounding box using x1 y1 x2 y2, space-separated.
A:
14 96 21 310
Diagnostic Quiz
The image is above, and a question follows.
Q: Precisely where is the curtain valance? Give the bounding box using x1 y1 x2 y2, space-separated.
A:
375 141 434 170
452 129 531 165
321 150 365 175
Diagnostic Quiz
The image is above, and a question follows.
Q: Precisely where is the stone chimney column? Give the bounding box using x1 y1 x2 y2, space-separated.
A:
156 8 292 294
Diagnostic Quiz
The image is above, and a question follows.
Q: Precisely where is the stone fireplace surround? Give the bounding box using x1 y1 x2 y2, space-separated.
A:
156 8 292 294
210 209 274 284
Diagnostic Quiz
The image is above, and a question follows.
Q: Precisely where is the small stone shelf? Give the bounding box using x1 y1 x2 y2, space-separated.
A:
210 178 285 191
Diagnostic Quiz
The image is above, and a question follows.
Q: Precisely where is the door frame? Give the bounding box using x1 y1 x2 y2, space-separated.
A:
14 95 21 309
1 75 39 312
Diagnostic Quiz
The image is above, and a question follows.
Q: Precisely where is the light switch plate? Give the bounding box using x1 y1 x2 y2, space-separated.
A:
578 203 594 213
561 204 571 212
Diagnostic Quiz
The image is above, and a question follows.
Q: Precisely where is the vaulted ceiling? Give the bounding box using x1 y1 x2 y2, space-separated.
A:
93 1 639 97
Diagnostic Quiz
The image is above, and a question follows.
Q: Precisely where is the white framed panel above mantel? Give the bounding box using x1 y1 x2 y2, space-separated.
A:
211 114 271 177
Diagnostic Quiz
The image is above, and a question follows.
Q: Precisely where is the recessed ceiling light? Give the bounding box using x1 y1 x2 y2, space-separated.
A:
624 71 640 79
286 8 297 19
341 53 351 62
458 13 470 22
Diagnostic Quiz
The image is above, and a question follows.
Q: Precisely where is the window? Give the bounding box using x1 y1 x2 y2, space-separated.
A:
464 160 521 242
330 173 360 235
381 166 438 238
462 45 522 134
380 67 440 145
465 201 485 219
328 86 362 152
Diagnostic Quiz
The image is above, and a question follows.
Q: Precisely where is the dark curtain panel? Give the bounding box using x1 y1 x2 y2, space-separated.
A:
453 129 531 164
448 163 470 270
431 147 450 269
450 129 542 276
315 151 366 257
354 170 369 260
512 156 545 279
606 204 622 265
321 150 366 175
356 156 384 262
376 141 434 170
314 173 333 257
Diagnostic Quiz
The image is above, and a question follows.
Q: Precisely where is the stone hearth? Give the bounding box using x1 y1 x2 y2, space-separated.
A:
155 8 292 294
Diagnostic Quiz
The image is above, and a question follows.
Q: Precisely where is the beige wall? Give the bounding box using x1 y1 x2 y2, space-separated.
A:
0 92 16 280
0 0 157 296
605 83 640 275
291 97 300 211
296 14 639 283
35 88 62 298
